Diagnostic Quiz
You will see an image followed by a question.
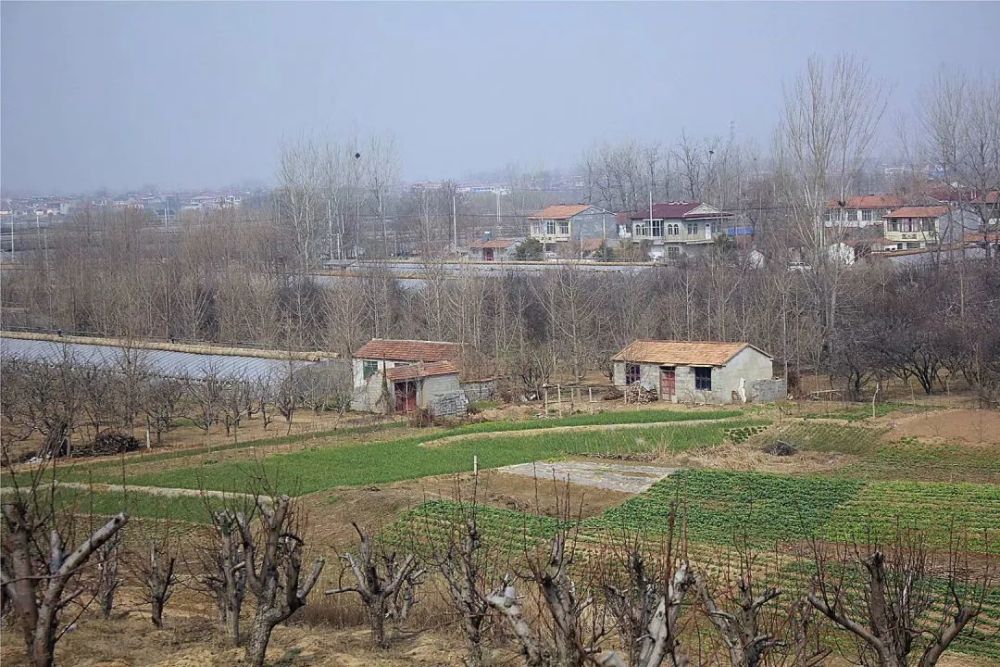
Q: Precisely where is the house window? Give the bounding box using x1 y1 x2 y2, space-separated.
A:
694 367 712 391
667 223 680 235
362 360 378 380
625 363 641 385
862 209 875 222
687 222 698 235
559 220 570 235
546 220 557 235
650 219 663 237
667 246 681 259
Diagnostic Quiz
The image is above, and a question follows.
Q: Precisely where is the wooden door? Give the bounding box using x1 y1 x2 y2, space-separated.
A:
660 366 675 399
483 247 495 262
394 381 417 413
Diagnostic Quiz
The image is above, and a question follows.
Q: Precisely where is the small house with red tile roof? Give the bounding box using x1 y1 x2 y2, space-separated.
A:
527 204 613 256
826 194 904 228
620 202 734 260
611 340 784 404
350 339 470 415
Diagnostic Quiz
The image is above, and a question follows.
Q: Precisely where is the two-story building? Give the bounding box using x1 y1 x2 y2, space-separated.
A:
527 204 614 256
621 201 734 260
883 206 954 249
825 195 903 228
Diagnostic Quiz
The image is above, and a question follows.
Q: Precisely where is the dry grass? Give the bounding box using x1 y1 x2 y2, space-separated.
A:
676 441 858 475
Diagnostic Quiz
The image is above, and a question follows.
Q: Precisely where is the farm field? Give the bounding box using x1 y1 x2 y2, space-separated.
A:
3 402 998 666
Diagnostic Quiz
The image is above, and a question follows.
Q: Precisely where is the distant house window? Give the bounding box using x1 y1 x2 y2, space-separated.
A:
362 360 378 380
862 209 875 222
650 219 663 237
559 220 570 235
667 246 681 259
625 363 641 385
667 223 680 235
546 220 557 235
694 367 712 391
687 222 698 235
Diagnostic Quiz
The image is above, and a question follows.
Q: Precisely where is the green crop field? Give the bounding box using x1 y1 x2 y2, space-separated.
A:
103 418 766 495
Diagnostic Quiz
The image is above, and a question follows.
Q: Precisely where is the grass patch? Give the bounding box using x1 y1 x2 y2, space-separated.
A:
89 418 767 496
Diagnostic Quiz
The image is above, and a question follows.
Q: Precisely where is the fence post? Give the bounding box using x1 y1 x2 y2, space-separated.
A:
557 385 563 417
544 388 549 414
588 387 594 414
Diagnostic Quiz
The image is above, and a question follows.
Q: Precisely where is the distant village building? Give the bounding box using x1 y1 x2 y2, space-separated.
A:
611 340 785 404
825 195 903 228
882 206 960 250
527 204 613 256
350 339 493 416
468 237 524 262
620 202 734 260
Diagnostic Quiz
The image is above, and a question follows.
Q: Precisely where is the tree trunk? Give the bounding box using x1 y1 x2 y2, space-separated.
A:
245 611 276 667
151 598 164 628
368 597 388 648
464 621 484 667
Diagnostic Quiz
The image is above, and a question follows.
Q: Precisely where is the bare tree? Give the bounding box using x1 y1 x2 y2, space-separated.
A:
326 522 424 648
599 514 698 667
0 473 128 667
133 534 178 628
779 55 887 363
487 525 617 667
201 508 249 645
94 530 123 620
429 480 495 667
807 531 990 667
238 494 325 667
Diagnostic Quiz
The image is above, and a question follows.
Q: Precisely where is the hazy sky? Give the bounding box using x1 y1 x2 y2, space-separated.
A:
3 2 999 195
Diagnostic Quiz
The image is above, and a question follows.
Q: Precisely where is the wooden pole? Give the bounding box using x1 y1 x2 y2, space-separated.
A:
588 387 594 414
557 385 563 417
544 388 549 414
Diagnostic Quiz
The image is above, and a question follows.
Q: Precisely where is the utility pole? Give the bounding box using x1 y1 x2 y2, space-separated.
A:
327 199 333 262
452 192 458 253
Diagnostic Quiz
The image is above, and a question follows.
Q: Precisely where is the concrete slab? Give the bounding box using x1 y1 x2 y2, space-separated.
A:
496 461 678 493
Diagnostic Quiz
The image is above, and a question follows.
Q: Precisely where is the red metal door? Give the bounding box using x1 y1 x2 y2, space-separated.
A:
660 367 675 399
394 381 417 413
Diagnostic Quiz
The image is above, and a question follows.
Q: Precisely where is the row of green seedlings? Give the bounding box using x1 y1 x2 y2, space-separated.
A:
384 498 999 663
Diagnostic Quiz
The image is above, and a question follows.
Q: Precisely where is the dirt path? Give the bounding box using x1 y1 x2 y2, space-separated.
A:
419 417 737 448
3 480 259 502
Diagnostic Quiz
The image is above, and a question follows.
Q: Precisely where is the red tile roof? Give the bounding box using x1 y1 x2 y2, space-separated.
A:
624 202 732 220
611 340 769 366
354 339 461 363
884 206 950 219
470 238 520 249
828 195 904 210
528 204 593 220
385 360 459 382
